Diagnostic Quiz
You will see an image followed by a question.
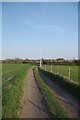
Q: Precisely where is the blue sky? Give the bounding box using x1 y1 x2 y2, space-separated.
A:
2 2 78 59
0 2 2 60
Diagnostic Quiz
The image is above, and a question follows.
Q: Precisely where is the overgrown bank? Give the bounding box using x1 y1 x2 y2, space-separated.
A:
39 68 80 100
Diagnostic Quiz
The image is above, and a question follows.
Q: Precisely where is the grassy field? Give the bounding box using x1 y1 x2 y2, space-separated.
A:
33 67 70 118
2 63 32 118
42 65 78 83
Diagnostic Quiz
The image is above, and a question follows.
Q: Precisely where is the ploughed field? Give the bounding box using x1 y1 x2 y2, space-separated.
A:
42 65 78 84
2 64 32 118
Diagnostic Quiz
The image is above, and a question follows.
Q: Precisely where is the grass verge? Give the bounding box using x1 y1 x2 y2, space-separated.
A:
33 67 70 118
2 64 32 118
39 68 80 100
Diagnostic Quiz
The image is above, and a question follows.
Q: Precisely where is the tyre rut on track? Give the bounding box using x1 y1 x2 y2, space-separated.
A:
39 69 79 118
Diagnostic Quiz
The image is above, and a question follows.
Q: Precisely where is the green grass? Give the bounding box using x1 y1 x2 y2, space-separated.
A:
33 67 70 118
2 63 33 118
40 68 80 100
42 65 78 83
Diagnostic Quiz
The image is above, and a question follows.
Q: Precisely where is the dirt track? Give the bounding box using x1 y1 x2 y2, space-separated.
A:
39 69 79 118
21 68 50 118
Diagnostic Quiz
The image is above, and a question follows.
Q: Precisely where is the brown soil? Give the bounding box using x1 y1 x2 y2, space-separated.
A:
20 68 50 118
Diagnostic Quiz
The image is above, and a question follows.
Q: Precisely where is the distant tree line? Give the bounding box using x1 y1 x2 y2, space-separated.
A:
42 58 80 66
1 58 80 66
2 58 39 65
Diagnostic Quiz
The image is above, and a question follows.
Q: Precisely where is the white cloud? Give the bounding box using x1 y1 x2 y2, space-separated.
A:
23 21 64 32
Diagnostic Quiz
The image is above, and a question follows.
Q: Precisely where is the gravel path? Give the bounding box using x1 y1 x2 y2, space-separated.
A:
21 68 50 118
39 69 79 118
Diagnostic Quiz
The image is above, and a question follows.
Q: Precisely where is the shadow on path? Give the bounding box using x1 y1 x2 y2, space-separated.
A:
28 100 48 113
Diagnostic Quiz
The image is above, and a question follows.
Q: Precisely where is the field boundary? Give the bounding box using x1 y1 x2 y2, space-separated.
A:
39 68 80 100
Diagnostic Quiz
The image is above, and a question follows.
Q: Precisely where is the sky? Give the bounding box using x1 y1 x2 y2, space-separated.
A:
2 0 79 2
0 2 2 60
2 2 78 60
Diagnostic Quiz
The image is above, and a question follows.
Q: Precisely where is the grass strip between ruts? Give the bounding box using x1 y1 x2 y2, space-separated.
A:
33 67 70 118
